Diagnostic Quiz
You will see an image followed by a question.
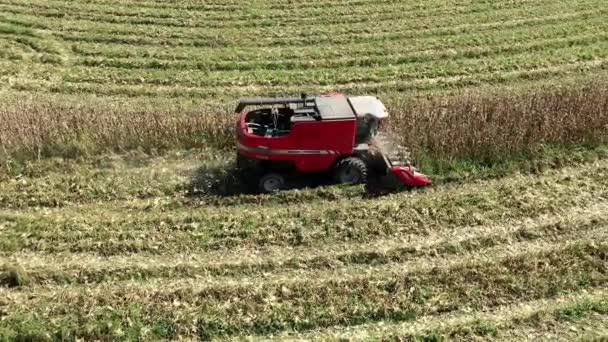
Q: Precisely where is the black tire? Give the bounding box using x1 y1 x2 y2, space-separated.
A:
333 157 368 184
258 173 285 193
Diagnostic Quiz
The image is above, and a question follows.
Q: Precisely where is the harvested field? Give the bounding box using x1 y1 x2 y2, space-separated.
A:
1 151 607 340
1 0 607 340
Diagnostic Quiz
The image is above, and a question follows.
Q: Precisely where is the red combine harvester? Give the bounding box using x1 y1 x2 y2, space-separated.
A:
234 93 431 193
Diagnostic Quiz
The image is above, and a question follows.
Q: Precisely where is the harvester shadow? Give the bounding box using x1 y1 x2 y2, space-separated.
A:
186 164 246 197
186 165 342 198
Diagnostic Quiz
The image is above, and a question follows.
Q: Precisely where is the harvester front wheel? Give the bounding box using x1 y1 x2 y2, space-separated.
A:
258 173 285 193
334 157 367 184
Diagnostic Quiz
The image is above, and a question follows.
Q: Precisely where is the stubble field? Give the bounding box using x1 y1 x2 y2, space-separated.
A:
1 0 607 340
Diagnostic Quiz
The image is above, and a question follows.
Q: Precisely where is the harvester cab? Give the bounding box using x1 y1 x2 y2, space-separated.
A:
234 93 431 193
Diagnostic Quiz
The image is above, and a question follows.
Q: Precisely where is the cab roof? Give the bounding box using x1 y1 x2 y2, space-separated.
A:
235 94 357 120
315 95 356 120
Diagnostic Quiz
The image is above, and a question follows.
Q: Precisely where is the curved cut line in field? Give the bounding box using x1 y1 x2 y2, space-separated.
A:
2 213 606 287
46 10 601 48
341 57 608 90
0 14 48 31
50 9 605 49
3 240 605 307
71 31 608 73
1 142 603 212
5 198 607 267
3 238 607 309
0 37 31 58
67 27 608 72
0 3 477 30
7 0 466 18
0 1 424 25
0 0 243 13
16 65 603 100
39 57 608 100
58 36 608 81
63 13 607 64
1 159 607 256
296 288 608 340
6 153 606 218
2 241 605 338
0 0 569 32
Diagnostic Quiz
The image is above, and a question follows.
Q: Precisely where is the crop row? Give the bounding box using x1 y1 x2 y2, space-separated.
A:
0 0 498 24
0 38 29 60
5 60 606 107
2 206 606 286
65 13 606 64
1 241 605 339
50 9 605 49
71 27 608 72
0 0 570 34
0 0 243 14
61 37 608 88
1 159 606 254
43 55 608 102
305 289 608 340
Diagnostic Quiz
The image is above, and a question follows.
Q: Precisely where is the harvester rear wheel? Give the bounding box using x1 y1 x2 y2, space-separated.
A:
333 157 367 184
258 173 285 193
